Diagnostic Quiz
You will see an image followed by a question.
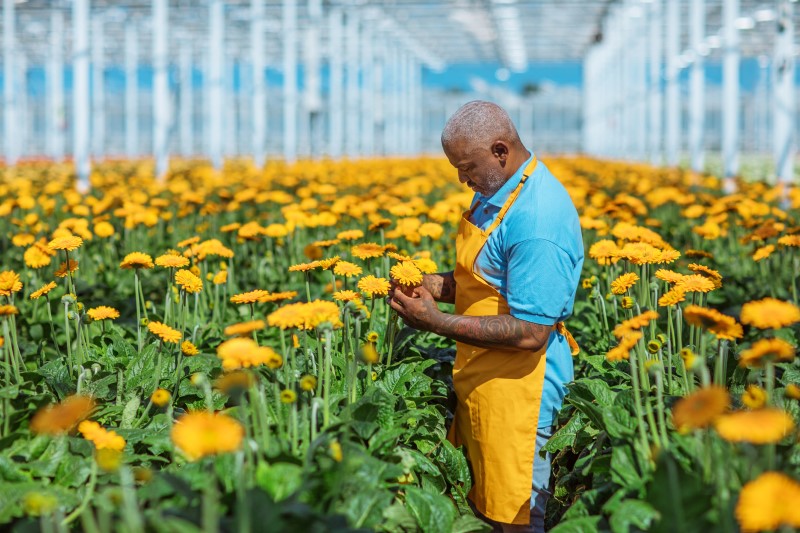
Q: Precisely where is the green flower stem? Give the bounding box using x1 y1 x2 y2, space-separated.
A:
323 330 332 428
44 296 62 357
351 317 362 403
2 318 21 384
62 456 97 525
64 301 74 377
291 401 299 455
654 370 669 448
385 310 398 368
202 462 219 533
136 270 148 321
134 271 142 353
304 272 312 303
627 345 652 456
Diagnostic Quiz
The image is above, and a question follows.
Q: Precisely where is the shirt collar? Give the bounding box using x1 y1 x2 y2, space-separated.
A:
476 153 534 208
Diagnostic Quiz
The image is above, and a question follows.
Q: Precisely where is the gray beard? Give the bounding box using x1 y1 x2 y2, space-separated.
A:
482 167 507 197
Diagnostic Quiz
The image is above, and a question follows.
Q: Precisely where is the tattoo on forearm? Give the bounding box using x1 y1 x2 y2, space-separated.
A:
433 313 551 351
423 272 456 304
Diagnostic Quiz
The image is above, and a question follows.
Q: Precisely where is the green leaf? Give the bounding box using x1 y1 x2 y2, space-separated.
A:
452 514 492 533
610 445 643 490
404 486 457 533
548 516 602 533
382 502 418 533
645 453 714 533
609 500 660 533
601 405 636 439
542 413 583 453
121 395 141 429
255 462 303 502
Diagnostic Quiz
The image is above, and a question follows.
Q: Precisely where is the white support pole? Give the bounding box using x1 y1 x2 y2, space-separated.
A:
328 8 344 158
125 23 139 157
282 0 298 163
73 0 91 189
251 0 266 167
47 8 65 161
722 0 740 183
774 0 795 185
360 26 374 156
91 15 105 158
17 55 27 159
224 56 236 157
400 52 410 155
649 0 663 165
665 0 680 166
153 0 169 178
209 0 224 168
689 0 705 172
3 0 16 165
179 44 193 157
304 0 322 158
345 11 360 157
373 39 385 155
386 44 399 156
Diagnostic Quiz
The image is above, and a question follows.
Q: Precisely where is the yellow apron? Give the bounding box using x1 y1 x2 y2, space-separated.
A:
447 156 579 525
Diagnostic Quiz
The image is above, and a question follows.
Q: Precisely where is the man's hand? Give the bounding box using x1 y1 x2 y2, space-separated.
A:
388 285 442 332
390 285 552 352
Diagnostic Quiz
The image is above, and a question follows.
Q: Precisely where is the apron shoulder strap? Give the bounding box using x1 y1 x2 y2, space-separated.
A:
485 155 538 235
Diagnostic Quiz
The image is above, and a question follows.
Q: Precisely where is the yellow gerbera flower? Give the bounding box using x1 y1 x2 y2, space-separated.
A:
175 269 203 293
735 472 800 533
336 229 364 241
55 260 79 278
86 306 120 321
675 274 716 294
0 271 22 296
351 243 385 260
357 276 391 298
224 320 266 337
714 408 795 444
682 305 743 340
333 261 363 278
155 254 190 268
740 298 800 329
120 252 154 269
29 395 95 435
47 235 83 252
738 338 795 367
147 321 181 343
181 340 199 356
0 304 19 316
30 281 57 300
741 385 767 409
230 289 271 305
610 272 639 295
671 386 730 432
78 420 126 451
752 244 775 262
171 411 244 461
333 290 361 302
390 261 423 287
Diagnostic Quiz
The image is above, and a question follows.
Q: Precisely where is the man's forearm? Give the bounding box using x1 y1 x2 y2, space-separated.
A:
421 272 456 304
430 312 551 351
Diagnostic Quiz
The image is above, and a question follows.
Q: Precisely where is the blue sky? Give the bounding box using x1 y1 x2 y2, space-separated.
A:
10 58 769 96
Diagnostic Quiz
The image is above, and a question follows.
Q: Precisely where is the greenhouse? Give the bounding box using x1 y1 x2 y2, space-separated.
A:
1 0 799 532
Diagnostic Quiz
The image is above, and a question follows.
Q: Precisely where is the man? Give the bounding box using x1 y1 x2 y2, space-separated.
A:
388 101 583 533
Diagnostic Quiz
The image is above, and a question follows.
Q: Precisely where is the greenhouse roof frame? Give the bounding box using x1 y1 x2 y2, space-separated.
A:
4 1 790 70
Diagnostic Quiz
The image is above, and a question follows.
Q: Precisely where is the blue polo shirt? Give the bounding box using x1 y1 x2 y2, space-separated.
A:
469 153 584 428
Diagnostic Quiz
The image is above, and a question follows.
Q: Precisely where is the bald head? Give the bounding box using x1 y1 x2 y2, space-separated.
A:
441 100 523 153
440 101 530 198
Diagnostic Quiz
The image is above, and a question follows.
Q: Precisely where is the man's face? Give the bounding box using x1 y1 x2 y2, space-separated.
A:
443 139 507 198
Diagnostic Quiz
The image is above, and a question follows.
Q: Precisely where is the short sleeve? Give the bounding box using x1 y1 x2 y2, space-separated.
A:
505 238 577 326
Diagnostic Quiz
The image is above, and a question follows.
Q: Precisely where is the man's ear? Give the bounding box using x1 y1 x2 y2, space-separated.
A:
491 141 509 165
